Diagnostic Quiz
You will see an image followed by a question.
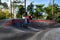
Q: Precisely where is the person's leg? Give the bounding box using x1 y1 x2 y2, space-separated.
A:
23 19 28 29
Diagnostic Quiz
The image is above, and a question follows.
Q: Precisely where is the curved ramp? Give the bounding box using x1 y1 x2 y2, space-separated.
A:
27 28 60 40
2 19 40 32
0 19 60 40
2 19 57 30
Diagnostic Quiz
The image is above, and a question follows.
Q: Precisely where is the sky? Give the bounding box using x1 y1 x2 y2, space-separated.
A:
1 0 60 7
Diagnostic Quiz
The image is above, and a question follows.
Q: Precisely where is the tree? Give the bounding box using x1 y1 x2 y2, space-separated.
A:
44 4 59 20
0 1 8 9
0 1 10 19
3 9 10 18
35 4 44 19
27 2 34 16
16 5 25 18
0 10 6 19
44 5 52 20
12 0 21 12
0 0 8 10
2 2 8 9
12 0 22 18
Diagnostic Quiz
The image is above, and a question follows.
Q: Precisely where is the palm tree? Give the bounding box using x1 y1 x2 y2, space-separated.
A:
35 4 44 19
27 2 34 16
17 5 25 18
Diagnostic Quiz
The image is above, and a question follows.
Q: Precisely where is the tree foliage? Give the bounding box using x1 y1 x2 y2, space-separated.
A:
27 2 34 16
44 4 59 20
35 4 44 19
0 10 6 19
0 0 60 23
16 5 25 18
2 2 8 9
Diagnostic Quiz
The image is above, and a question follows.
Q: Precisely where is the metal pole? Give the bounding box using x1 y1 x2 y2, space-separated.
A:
13 0 14 18
24 0 27 16
52 0 55 20
10 0 12 18
52 0 54 15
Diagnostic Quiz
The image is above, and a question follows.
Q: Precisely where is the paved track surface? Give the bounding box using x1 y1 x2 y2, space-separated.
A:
0 27 36 40
0 19 60 40
28 28 60 40
0 19 41 40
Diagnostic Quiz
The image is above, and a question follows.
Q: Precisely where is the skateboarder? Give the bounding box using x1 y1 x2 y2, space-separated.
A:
26 14 32 23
